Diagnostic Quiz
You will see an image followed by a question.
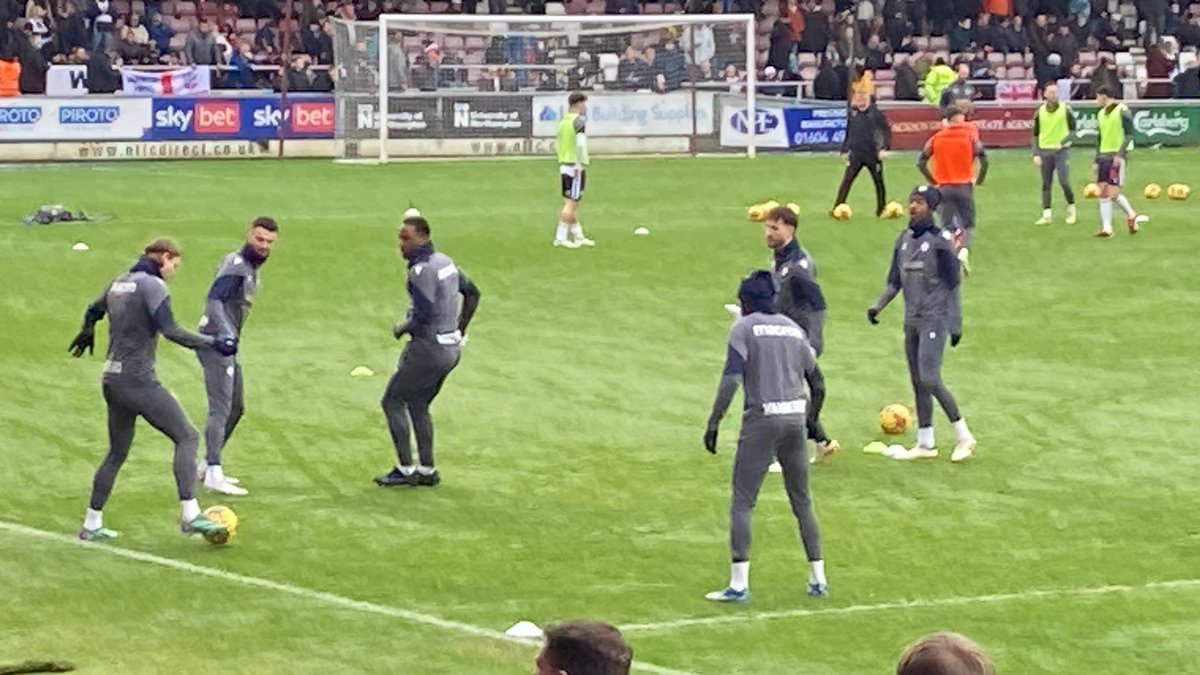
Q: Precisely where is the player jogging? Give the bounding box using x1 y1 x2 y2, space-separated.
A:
1093 86 1148 237
703 271 827 602
375 216 481 487
832 91 892 217
195 217 279 496
553 91 595 249
867 187 976 462
764 206 840 462
918 106 988 275
1031 82 1078 225
68 239 236 541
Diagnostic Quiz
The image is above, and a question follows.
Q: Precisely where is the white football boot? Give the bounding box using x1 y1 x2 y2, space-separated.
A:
951 436 977 463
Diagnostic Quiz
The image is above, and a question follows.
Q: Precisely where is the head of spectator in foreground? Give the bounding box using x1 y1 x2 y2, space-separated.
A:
535 621 633 675
896 632 995 675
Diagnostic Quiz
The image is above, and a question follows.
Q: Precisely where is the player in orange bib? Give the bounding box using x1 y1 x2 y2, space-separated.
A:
918 106 988 274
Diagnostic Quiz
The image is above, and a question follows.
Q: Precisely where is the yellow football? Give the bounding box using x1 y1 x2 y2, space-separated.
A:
747 203 768 221
763 200 781 213
882 201 904 219
1144 183 1162 199
1083 182 1100 199
1167 183 1191 200
879 403 913 436
832 203 853 220
202 505 238 545
786 202 801 216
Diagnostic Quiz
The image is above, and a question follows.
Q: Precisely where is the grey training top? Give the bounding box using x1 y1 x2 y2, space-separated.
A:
88 263 213 385
871 222 962 331
404 245 471 346
710 312 818 423
199 248 260 339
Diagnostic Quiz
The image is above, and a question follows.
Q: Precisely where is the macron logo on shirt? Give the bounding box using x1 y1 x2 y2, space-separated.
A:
752 324 805 339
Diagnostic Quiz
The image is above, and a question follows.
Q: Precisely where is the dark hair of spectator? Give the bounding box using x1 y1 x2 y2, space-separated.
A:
568 91 588 106
144 238 182 258
542 621 633 675
896 632 995 675
252 217 279 232
767 206 798 228
403 217 431 237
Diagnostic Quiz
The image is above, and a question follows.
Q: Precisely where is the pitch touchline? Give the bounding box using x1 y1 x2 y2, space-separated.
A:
0 521 694 675
619 578 1200 634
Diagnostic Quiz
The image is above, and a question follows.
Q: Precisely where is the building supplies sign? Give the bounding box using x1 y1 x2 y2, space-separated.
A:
532 92 714 137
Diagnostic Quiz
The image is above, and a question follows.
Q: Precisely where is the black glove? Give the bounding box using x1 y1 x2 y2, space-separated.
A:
703 423 719 454
393 323 409 340
68 326 95 357
950 332 962 347
867 307 880 325
213 336 238 357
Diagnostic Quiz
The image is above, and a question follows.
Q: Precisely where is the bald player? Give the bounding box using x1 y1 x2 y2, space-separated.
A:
69 239 235 541
375 216 481 487
918 106 988 274
704 271 827 603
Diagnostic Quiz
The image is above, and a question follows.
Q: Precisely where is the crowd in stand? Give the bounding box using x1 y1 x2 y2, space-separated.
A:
3 0 1200 96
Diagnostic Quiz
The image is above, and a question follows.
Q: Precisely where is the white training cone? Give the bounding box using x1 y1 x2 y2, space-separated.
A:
505 621 542 639
633 227 650 235
350 365 375 378
72 242 89 251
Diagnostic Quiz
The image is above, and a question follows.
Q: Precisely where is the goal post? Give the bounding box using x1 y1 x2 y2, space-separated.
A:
331 13 758 162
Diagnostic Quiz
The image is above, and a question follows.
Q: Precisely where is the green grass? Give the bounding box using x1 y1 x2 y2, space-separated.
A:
1 150 1198 674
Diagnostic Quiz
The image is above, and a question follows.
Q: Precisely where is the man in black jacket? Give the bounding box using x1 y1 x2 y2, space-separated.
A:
832 90 891 217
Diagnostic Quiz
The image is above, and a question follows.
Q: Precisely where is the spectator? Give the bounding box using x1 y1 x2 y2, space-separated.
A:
896 632 995 675
884 1 915 53
227 41 255 87
298 0 320 26
56 1 89 52
949 16 972 53
1174 52 1200 96
146 11 172 55
86 45 119 92
535 621 631 675
864 32 891 69
1092 12 1122 50
1050 23 1078 74
768 17 792 70
1178 14 1200 49
114 18 148 62
654 39 686 91
1090 56 1121 98
972 12 996 48
893 54 921 99
912 49 933 80
812 53 843 98
1068 11 1091 45
639 45 657 89
254 19 277 54
1000 15 1026 52
301 21 324 60
923 56 955 103
441 48 466 86
184 18 220 65
723 62 744 92
86 0 118 51
799 1 829 53
1143 0 1168 45
14 22 48 92
1145 39 1177 97
786 0 804 46
616 44 645 89
834 23 858 63
680 21 714 68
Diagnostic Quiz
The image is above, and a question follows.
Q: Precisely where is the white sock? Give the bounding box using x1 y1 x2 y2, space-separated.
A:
555 222 568 241
206 465 225 483
397 465 415 476
953 419 972 441
917 426 935 449
1042 208 1052 218
1067 203 1077 213
181 499 201 522
730 561 749 591
1100 199 1113 233
569 223 584 240
417 465 436 476
1115 194 1135 217
84 508 103 531
809 559 826 586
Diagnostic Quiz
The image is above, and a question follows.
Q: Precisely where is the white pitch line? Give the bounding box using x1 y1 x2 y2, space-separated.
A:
0 521 694 675
620 578 1200 634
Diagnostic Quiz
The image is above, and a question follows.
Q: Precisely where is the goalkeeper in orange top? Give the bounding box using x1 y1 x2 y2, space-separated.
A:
917 106 988 274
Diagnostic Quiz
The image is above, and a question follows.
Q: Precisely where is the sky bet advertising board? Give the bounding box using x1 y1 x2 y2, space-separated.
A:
150 95 336 140
719 97 847 150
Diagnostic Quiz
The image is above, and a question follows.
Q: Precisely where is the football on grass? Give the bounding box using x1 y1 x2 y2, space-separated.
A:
879 404 913 436
203 505 238 545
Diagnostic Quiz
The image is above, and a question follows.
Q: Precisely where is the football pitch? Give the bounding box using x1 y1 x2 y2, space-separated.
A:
1 150 1198 674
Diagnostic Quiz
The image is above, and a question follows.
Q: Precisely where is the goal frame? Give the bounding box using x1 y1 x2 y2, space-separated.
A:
372 12 759 162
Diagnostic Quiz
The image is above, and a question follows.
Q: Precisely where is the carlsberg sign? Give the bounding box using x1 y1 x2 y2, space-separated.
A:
1072 103 1199 147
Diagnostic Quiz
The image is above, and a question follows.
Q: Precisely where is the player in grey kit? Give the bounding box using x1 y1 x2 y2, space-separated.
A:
703 271 827 603
375 216 481 487
867 187 977 462
68 239 237 541
196 217 279 496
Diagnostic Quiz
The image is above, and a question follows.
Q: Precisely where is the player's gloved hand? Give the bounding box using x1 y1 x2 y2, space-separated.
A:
724 304 742 320
1032 155 1042 167
950 332 962 347
68 326 95 357
392 323 409 340
703 423 719 454
866 307 880 325
213 336 238 357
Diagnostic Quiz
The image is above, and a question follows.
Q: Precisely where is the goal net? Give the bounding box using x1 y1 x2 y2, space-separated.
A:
331 14 758 162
